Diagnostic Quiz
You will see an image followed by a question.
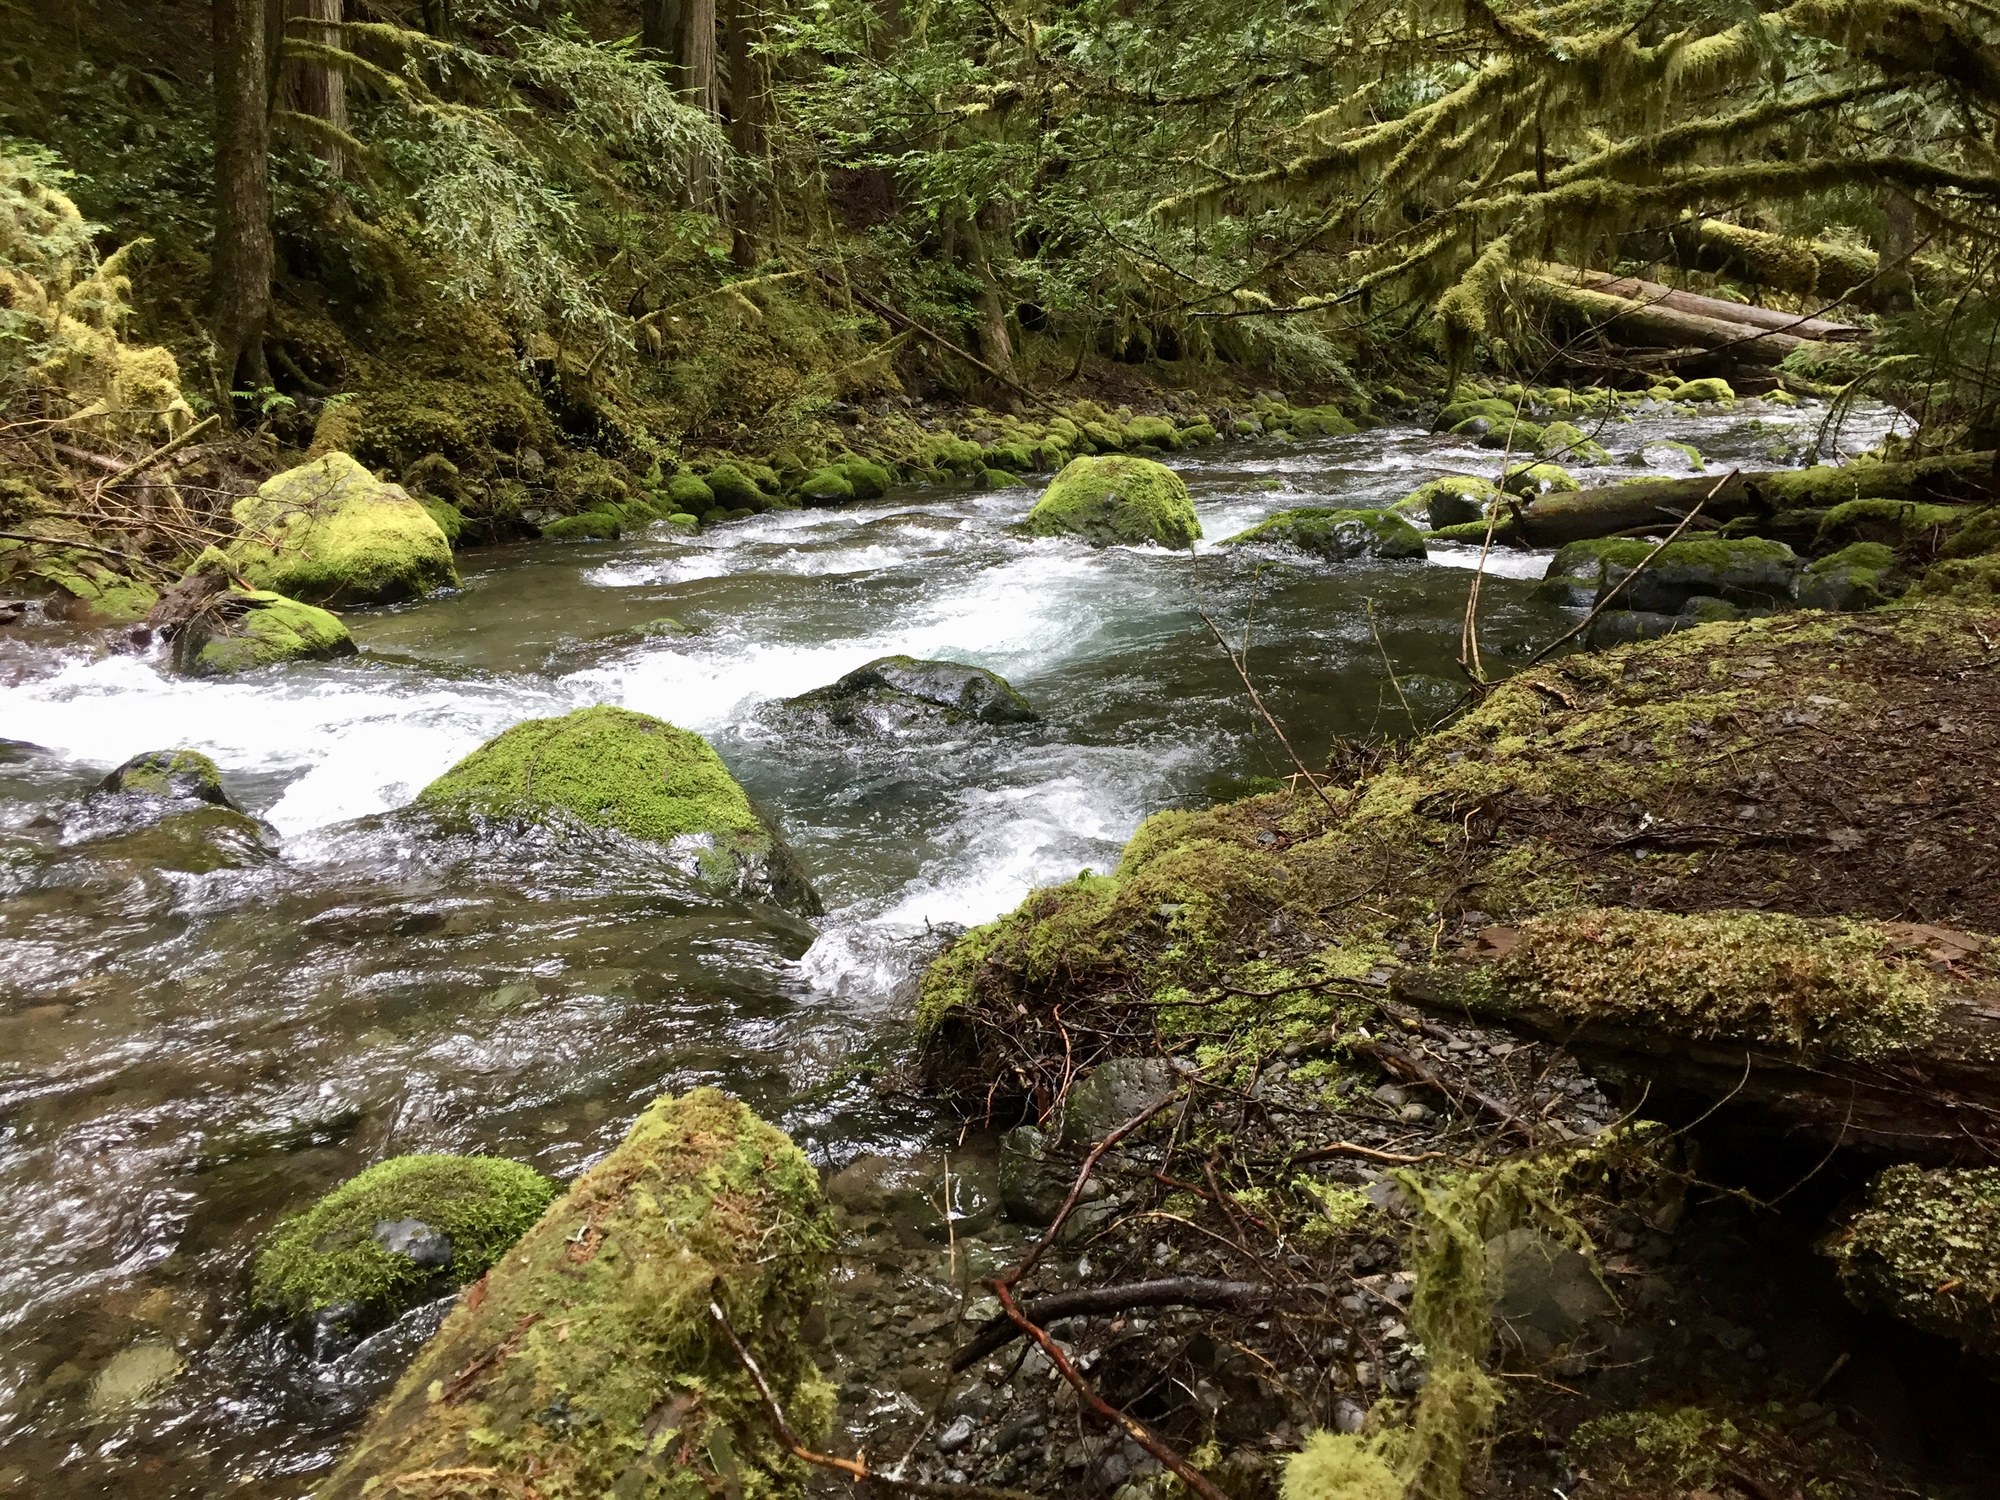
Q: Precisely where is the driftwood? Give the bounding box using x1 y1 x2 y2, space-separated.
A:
1391 921 2000 1162
1487 452 1995 548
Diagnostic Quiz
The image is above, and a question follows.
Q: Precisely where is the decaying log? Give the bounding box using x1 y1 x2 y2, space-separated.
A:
1391 911 2000 1161
1527 267 1864 367
1568 269 1866 343
1485 452 1995 548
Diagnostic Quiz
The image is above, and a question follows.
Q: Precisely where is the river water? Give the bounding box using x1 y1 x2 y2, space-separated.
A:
0 398 1899 1494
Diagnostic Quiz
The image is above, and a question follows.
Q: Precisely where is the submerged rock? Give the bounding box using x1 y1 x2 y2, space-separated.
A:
784 655 1038 732
416 705 821 912
252 1154 557 1328
316 1091 832 1500
78 747 276 871
101 748 235 806
86 1341 183 1414
1224 506 1426 562
1025 455 1201 549
226 452 458 607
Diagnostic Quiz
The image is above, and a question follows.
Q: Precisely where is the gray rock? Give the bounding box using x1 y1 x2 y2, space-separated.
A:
1056 1057 1177 1146
373 1217 453 1270
783 656 1037 732
1485 1227 1614 1358
936 1414 977 1454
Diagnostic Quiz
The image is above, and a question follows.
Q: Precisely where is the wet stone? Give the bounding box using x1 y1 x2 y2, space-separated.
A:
373 1217 453 1270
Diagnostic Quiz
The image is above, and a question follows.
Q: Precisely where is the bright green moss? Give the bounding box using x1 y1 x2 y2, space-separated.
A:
1122 414 1184 450
101 748 228 801
191 590 356 675
539 509 621 541
797 466 854 504
226 453 458 607
1281 1433 1402 1500
1502 461 1578 497
1815 498 1968 549
837 455 894 498
419 706 762 847
1480 908 1949 1059
253 1154 558 1320
702 461 766 510
667 472 715 512
316 1091 832 1500
1225 507 1426 561
1828 1165 2000 1356
1670 377 1736 403
1290 406 1359 437
1537 421 1609 465
1915 553 2000 601
1025 455 1200 548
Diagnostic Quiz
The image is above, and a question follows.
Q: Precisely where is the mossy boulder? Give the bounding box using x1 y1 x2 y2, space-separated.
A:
797 466 855 505
1537 536 1800 613
172 588 357 676
539 509 621 541
1829 1165 2000 1358
1502 462 1580 498
1025 455 1200 549
1224 507 1426 562
1395 475 1500 528
978 466 1030 489
1122 414 1183 451
1435 397 1518 433
837 455 894 499
702 462 769 511
0 526 159 623
783 656 1038 732
1796 541 1897 611
1670 377 1737 403
79 750 274 872
1914 553 2000 602
101 748 233 805
1081 420 1127 453
252 1154 558 1326
416 706 820 912
1633 439 1706 471
1537 421 1610 465
922 434 987 475
667 472 716 513
983 440 1038 472
1814 498 1969 551
316 1091 833 1500
226 453 457 608
1179 421 1218 445
1289 405 1360 437
1472 417 1546 452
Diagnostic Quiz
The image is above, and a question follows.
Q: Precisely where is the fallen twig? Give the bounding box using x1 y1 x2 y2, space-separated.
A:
1197 607 1342 818
1289 1140 1448 1166
1353 1038 1536 1142
951 1277 1270 1371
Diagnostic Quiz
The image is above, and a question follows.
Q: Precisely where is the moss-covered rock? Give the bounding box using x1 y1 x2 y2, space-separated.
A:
316 1091 833 1500
416 706 820 912
539 509 621 541
1670 377 1736 403
1434 397 1518 432
797 466 855 505
783 655 1038 731
226 453 458 607
174 588 357 676
1538 421 1610 465
1179 421 1218 445
1914 553 2000 601
0 526 160 623
1815 498 1969 551
1796 541 1897 611
1122 414 1183 451
1828 1165 2000 1357
837 455 894 499
101 748 233 805
1396 475 1500 528
252 1155 558 1324
1024 455 1201 548
983 440 1038 472
1633 439 1706 471
1225 507 1426 562
922 433 987 475
667 472 716 513
1536 536 1800 613
978 466 1029 489
703 461 768 511
1502 462 1580 498
1289 406 1359 437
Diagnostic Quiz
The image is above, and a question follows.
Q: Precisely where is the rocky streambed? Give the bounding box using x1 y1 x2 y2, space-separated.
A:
0 391 1929 1497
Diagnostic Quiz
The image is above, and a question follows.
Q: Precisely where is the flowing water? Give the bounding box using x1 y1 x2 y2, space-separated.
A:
0 399 1902 1494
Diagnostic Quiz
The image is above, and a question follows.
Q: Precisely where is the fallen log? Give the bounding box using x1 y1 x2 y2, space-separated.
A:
1650 221 1946 314
1527 270 1844 367
317 1089 832 1500
1568 269 1866 343
1470 453 1995 548
1392 910 2000 1161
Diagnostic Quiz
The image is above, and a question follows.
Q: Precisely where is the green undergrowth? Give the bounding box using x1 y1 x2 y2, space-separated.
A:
253 1155 558 1320
316 1089 834 1500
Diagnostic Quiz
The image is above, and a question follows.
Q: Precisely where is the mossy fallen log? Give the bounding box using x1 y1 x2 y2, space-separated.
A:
1392 911 2000 1159
1484 453 1994 548
1568 269 1865 343
1527 271 1846 367
316 1089 833 1500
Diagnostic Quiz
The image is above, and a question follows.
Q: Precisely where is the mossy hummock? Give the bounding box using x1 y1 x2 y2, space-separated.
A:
316 1090 834 1500
1225 506 1426 562
1829 1164 2000 1358
253 1154 558 1322
226 452 459 607
1025 455 1201 549
416 706 821 912
176 589 357 676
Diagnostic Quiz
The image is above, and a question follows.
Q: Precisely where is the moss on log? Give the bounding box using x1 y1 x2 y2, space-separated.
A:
317 1088 834 1500
1828 1164 2000 1357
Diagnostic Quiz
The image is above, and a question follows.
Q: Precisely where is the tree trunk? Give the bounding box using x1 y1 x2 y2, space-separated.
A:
212 0 274 395
725 0 768 266
1527 271 1856 368
642 0 686 79
681 0 718 116
964 212 1017 381
420 0 451 37
286 0 346 177
1484 453 1995 548
1875 189 1919 315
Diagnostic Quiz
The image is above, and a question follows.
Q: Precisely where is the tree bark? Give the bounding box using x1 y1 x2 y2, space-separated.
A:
285 0 346 177
1527 270 1859 368
212 0 275 395
642 0 686 78
724 0 768 266
681 0 718 116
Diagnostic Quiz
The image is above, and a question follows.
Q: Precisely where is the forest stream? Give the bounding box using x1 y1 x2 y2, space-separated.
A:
0 400 1900 1496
